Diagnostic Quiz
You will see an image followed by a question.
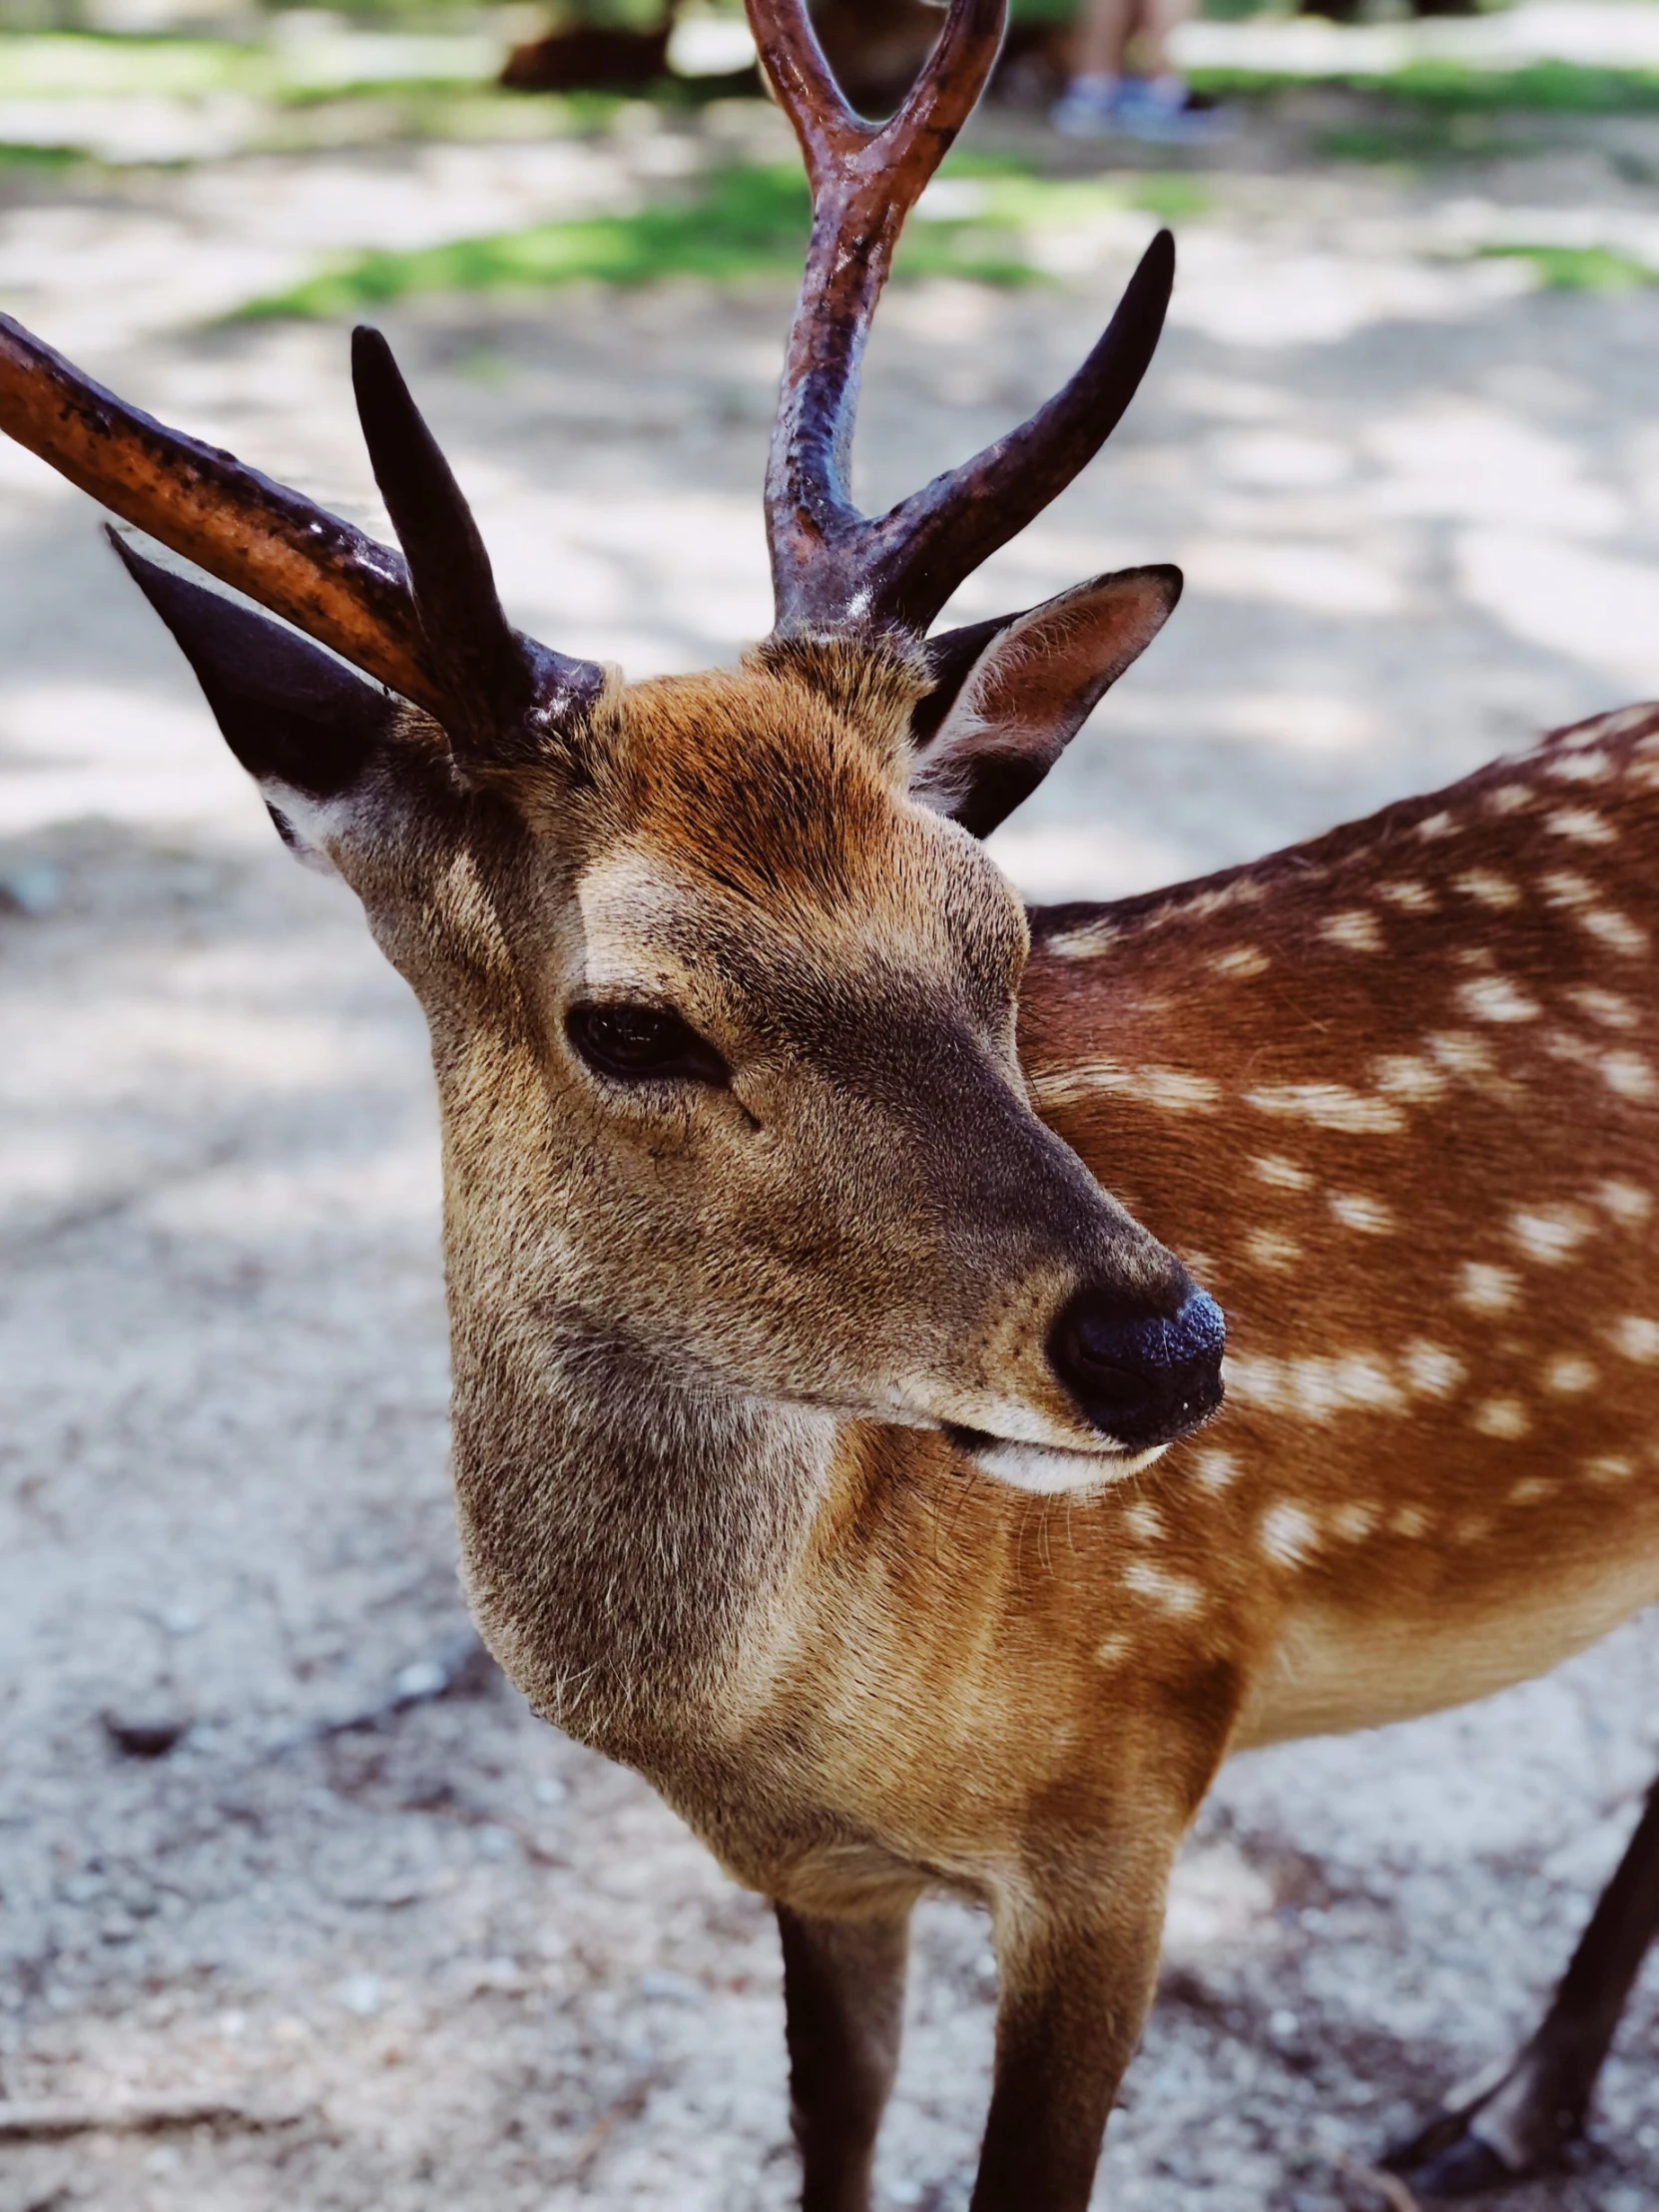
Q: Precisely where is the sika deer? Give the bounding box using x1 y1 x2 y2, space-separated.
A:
2 0 1657 2203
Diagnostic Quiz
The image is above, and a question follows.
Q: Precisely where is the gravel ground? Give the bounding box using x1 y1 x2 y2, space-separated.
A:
4 84 1659 2212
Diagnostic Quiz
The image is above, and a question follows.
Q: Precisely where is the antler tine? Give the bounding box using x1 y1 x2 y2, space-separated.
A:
350 328 603 758
750 0 862 185
749 0 1007 636
864 228 1175 634
0 313 443 719
750 0 1175 643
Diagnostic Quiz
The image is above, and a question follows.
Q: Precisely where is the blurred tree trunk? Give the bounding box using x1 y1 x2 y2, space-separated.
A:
498 0 1074 108
502 1 682 94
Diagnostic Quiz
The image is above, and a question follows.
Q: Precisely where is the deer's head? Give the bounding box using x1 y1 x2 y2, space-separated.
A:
0 0 1222 1490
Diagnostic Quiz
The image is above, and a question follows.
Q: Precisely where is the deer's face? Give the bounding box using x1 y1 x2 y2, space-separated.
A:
0 0 1219 1492
276 643 1220 1492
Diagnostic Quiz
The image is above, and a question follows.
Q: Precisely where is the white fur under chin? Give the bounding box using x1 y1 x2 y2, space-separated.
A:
965 1437 1170 1495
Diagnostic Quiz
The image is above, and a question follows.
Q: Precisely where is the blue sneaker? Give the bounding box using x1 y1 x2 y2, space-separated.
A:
1115 75 1232 145
1050 75 1124 139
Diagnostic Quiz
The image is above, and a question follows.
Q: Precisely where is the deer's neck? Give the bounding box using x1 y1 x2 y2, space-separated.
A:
442 1192 834 1763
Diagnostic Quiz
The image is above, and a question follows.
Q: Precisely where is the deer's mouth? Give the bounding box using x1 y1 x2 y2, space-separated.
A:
941 1424 1171 1495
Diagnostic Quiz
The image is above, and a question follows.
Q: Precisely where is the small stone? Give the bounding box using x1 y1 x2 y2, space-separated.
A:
101 1708 191 1759
334 1973 382 2018
392 1658 447 1703
637 1969 703 2005
0 857 62 917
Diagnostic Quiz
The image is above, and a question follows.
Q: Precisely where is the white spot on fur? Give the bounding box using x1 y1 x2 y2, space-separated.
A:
1567 987 1639 1030
1046 919 1121 960
1213 944 1270 978
1228 1354 1404 1419
1121 1561 1203 1616
1244 1083 1404 1135
1484 784 1531 815
1301 1356 1404 1416
1321 909 1383 953
1253 1154 1313 1191
1453 869 1521 909
1245 1229 1302 1271
1192 1448 1238 1491
1380 879 1437 912
1601 1050 1657 1100
1509 1205 1594 1264
1329 1192 1393 1234
1403 1341 1465 1396
1544 749 1612 783
1391 1504 1431 1538
1544 1354 1596 1394
1330 1501 1379 1542
1415 811 1459 840
1594 706 1659 741
1260 1502 1319 1567
1541 873 1648 953
1373 1054 1447 1103
1581 908 1649 955
1597 1180 1653 1227
1028 1061 1220 1114
1456 1514 1494 1543
1459 976 1540 1024
1508 1476 1556 1504
1585 1453 1636 1485
1457 1262 1519 1315
1427 1031 1498 1082
1096 1633 1130 1666
1472 1395 1529 1439
1546 808 1616 844
1610 1317 1659 1363
1122 1502 1166 1543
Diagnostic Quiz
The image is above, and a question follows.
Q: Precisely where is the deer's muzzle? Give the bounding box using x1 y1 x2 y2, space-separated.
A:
1048 1283 1226 1450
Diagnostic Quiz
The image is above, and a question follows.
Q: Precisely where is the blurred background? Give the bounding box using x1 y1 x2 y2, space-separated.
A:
4 2 1659 2208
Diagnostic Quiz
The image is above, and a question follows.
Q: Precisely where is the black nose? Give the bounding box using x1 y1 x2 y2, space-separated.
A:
1048 1282 1226 1450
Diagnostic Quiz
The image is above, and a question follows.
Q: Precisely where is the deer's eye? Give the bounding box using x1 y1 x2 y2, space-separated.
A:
566 1002 728 1086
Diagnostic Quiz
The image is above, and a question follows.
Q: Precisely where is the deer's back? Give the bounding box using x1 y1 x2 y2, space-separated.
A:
1015 704 1659 1748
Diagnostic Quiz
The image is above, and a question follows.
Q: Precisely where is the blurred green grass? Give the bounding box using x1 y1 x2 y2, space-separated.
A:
1191 59 1659 114
238 159 1197 318
1480 243 1659 291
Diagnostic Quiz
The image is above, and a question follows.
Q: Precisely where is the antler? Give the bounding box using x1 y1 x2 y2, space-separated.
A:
749 0 1175 640
350 328 602 757
0 314 602 749
0 313 439 716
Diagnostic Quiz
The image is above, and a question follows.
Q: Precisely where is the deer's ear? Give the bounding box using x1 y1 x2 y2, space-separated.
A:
908 566 1181 838
110 531 408 872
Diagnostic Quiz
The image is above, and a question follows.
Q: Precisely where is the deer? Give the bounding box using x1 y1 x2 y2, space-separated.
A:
2 0 1657 2203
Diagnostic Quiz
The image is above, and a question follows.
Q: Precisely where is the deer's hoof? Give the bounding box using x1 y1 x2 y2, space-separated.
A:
1390 2128 1522 2199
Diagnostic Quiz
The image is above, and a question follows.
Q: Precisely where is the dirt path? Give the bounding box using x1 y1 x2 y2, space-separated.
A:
3 93 1659 2211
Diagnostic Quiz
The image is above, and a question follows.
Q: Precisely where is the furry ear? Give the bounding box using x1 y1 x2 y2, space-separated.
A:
908 566 1182 838
110 530 407 870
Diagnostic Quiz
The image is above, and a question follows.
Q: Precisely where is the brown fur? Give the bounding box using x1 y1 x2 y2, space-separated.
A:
296 631 1659 2206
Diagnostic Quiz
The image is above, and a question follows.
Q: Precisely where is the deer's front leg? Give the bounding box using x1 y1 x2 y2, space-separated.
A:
777 1903 911 2212
970 1864 1172 2212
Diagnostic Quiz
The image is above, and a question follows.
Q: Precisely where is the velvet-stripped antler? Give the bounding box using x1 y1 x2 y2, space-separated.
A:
0 315 603 753
749 0 1175 639
0 312 439 715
